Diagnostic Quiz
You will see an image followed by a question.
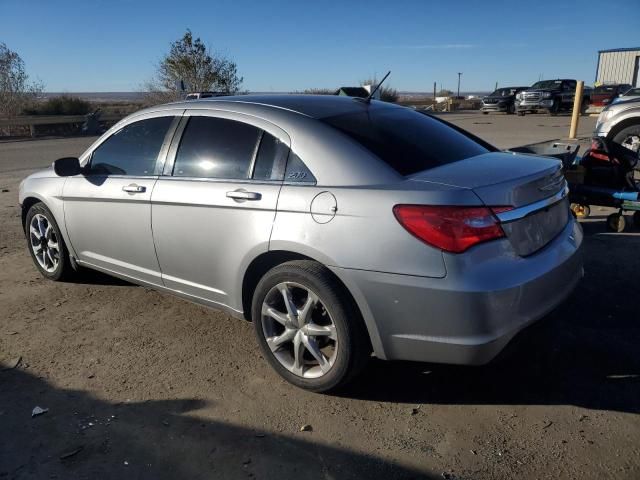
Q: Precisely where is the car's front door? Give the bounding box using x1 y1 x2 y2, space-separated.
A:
151 111 290 312
63 113 179 285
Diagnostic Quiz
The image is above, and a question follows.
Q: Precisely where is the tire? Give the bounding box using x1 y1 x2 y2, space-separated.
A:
549 100 560 116
633 211 640 229
251 260 370 392
606 213 626 233
611 123 640 154
507 103 515 115
25 202 74 281
517 111 525 116
482 111 489 115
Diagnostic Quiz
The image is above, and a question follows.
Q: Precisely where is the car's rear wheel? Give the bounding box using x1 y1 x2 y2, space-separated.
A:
252 260 369 392
549 100 560 116
25 202 74 281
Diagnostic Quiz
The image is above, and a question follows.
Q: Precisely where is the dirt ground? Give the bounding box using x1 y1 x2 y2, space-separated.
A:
1 114 639 479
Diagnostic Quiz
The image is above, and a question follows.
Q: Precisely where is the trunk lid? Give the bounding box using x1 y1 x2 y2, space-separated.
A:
408 152 569 256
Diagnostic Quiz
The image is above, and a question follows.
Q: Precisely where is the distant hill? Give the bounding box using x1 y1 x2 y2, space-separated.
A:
40 91 492 103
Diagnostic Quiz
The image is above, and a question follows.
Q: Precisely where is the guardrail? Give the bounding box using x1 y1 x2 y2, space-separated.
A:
0 114 124 137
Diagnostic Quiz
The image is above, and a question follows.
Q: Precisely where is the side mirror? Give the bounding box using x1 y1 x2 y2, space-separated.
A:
53 157 82 177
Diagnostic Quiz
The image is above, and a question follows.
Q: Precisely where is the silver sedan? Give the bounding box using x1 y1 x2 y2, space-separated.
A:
19 95 584 391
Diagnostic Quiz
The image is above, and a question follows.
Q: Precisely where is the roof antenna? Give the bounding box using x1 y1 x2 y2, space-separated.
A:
365 71 391 103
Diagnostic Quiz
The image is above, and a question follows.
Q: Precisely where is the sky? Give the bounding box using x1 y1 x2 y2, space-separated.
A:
1 0 638 93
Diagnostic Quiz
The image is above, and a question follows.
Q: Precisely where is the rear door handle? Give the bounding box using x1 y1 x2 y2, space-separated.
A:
226 190 262 201
122 184 146 193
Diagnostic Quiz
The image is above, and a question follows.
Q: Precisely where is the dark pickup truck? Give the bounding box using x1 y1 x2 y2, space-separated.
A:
515 79 591 116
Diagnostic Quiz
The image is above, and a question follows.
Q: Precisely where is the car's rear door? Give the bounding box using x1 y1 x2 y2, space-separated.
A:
63 112 180 285
150 110 289 312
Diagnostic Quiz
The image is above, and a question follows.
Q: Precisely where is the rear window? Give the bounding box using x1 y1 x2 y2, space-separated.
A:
321 108 490 176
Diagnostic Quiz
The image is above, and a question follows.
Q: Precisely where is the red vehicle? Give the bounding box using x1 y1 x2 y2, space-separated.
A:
590 84 632 107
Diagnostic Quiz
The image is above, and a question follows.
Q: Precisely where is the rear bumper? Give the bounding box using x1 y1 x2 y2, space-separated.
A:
333 218 583 365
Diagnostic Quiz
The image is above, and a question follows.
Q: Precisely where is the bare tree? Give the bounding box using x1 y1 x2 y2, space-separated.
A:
0 43 43 118
360 76 398 102
299 88 335 95
143 30 243 105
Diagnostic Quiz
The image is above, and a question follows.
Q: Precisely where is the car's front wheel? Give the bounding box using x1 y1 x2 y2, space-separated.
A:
611 123 640 155
25 202 74 281
252 260 370 392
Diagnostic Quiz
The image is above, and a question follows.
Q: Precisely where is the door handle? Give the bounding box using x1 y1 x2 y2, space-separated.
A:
226 190 262 201
122 184 146 193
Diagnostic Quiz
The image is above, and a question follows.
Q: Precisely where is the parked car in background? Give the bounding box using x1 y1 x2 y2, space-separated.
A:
481 86 529 114
586 84 632 113
596 98 640 153
612 87 640 104
515 79 591 116
19 95 584 392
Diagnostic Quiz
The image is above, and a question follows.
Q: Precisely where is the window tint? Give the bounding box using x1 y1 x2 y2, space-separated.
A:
173 116 261 179
285 152 316 183
252 132 289 181
321 108 489 176
90 117 173 176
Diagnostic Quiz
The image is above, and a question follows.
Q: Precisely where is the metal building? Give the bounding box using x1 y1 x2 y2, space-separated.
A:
596 47 640 87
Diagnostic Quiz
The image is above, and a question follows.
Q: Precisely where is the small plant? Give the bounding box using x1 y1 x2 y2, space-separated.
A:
24 95 92 115
300 88 335 95
360 77 398 102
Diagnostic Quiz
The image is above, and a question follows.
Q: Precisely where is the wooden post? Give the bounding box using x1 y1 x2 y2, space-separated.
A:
433 82 437 110
569 80 584 140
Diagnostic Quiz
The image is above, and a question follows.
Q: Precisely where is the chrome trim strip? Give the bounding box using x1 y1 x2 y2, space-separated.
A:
496 185 569 223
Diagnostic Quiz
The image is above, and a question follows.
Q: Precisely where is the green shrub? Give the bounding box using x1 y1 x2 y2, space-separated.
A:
24 95 92 115
299 88 335 95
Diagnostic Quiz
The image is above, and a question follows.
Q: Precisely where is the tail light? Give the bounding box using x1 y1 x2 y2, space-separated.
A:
393 205 513 253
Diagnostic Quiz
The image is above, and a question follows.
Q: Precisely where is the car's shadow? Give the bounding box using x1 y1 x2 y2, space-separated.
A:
0 369 431 479
65 267 133 286
342 220 640 414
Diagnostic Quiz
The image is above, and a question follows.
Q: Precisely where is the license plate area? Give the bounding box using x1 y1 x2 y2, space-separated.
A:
501 197 570 256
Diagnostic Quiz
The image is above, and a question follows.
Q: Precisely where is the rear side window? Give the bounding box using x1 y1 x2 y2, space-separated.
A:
173 117 261 179
321 108 489 176
252 132 289 181
90 116 173 176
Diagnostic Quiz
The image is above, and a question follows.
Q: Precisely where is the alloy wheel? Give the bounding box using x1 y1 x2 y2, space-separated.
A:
29 213 60 273
620 133 640 153
261 282 338 379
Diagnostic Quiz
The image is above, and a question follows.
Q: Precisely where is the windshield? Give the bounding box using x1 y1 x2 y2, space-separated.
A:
321 107 490 176
489 88 515 97
622 88 640 96
593 86 616 94
531 80 562 89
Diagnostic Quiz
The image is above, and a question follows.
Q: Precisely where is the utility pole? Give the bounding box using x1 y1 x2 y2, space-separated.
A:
457 72 462 98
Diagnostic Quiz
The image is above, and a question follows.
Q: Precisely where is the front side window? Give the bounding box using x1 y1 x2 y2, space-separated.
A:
89 116 174 176
173 116 261 179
